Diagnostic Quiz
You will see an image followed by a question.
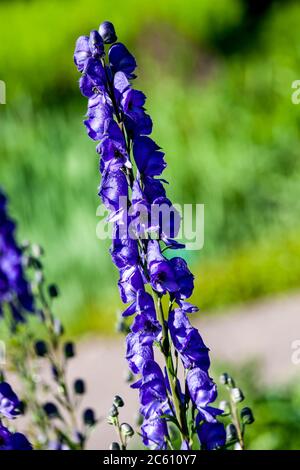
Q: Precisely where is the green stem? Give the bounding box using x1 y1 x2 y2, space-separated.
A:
229 393 244 450
155 293 188 444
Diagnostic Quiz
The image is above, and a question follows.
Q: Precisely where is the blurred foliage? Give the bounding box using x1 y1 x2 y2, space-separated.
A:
1 0 300 332
215 363 300 450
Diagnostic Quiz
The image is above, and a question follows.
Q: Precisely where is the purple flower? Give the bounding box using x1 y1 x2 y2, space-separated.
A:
110 236 139 269
169 257 194 300
97 119 130 171
133 136 166 177
197 421 226 450
138 361 168 419
88 30 104 58
131 292 161 344
79 58 107 97
141 417 168 450
186 368 222 423
109 43 136 78
118 265 144 306
0 189 34 321
147 241 178 294
168 309 210 370
126 332 154 374
0 382 21 419
99 167 128 212
99 21 117 44
151 197 181 240
74 31 104 72
84 94 113 141
0 425 32 450
143 177 166 203
121 88 152 137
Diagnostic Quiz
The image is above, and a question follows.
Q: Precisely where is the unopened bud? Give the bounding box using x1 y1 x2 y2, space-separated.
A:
241 407 254 425
74 379 86 395
64 342 75 359
109 442 120 450
83 408 96 426
99 21 117 44
109 404 119 418
113 395 124 408
34 340 48 357
226 423 237 443
48 284 59 298
231 387 244 403
121 422 134 437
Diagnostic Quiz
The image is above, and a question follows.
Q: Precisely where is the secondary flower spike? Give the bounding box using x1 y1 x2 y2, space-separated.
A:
75 20 225 450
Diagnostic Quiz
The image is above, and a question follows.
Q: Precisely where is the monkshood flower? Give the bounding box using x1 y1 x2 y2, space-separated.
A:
0 382 21 419
0 189 34 322
0 425 32 450
197 421 226 450
0 381 32 450
75 21 224 450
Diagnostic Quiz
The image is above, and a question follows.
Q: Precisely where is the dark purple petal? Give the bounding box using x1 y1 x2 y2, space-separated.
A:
141 417 168 450
0 382 21 419
74 35 90 72
197 421 226 450
133 136 166 177
186 368 218 415
99 168 128 212
126 332 153 373
169 257 194 299
147 241 178 294
109 43 137 78
88 30 104 58
168 309 210 370
118 265 144 304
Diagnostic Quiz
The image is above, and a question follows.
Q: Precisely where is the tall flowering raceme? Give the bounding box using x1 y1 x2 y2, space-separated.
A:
0 189 100 450
75 21 226 450
0 189 34 323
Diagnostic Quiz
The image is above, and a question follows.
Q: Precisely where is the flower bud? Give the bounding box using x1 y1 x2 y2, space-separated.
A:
89 30 104 57
231 387 244 403
64 341 75 359
48 284 59 298
109 404 119 418
121 422 134 437
219 400 230 415
241 407 254 425
220 373 229 385
109 442 120 450
32 244 44 258
99 21 117 44
234 442 243 450
34 340 48 357
124 370 134 383
43 402 59 419
226 423 237 443
83 408 96 426
74 378 86 395
113 395 124 408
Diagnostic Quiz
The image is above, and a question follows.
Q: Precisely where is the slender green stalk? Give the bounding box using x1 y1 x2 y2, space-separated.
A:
155 293 189 444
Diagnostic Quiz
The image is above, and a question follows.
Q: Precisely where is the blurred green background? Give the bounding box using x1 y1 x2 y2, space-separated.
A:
1 0 300 450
